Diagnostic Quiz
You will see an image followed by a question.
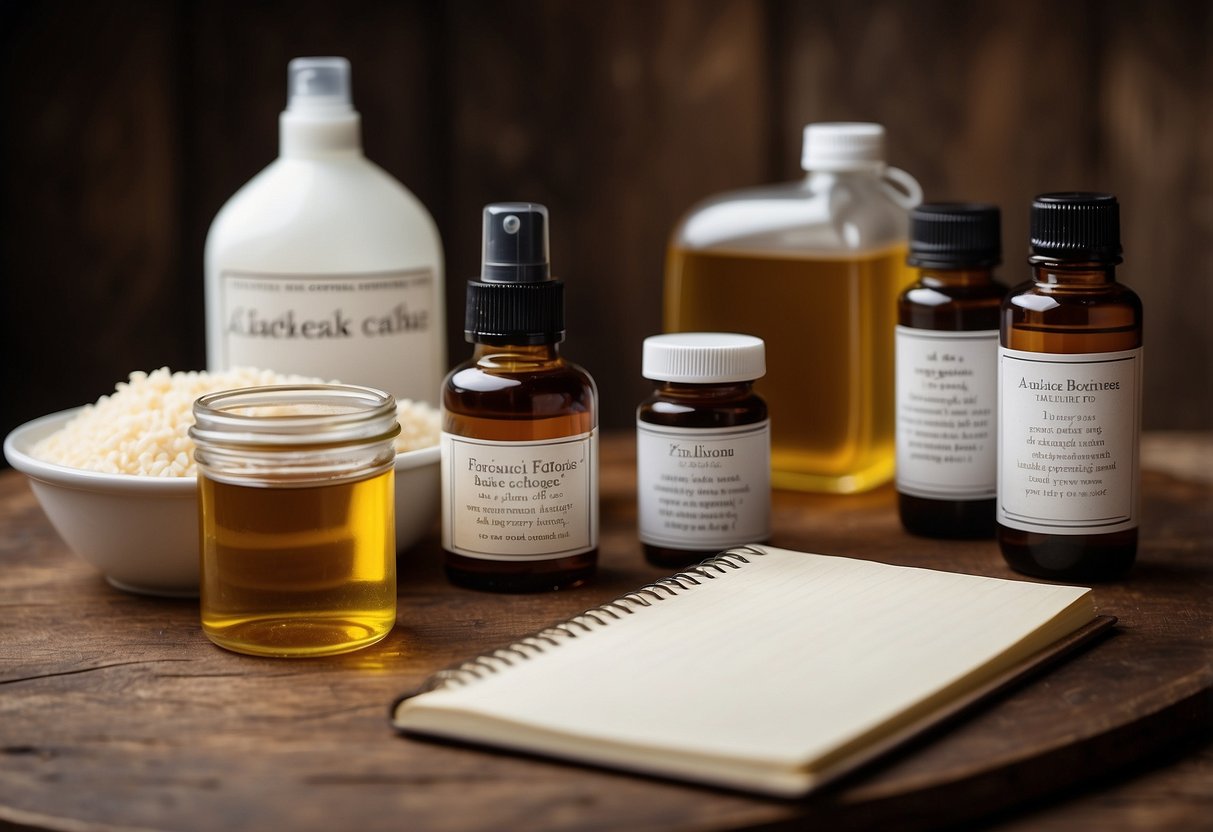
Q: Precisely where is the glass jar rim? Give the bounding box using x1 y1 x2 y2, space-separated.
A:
190 384 399 448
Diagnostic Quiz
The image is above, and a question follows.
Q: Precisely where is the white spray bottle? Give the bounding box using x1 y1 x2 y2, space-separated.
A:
204 57 445 404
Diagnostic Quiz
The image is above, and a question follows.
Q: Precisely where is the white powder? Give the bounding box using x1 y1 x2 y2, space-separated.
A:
31 367 441 477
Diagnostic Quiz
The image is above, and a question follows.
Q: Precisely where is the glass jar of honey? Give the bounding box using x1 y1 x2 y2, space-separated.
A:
190 384 399 657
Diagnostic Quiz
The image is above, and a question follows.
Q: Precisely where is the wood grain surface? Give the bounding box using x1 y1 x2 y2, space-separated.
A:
2 0 1211 447
0 433 1209 832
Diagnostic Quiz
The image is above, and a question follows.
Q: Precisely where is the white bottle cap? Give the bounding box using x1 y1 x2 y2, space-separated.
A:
643 333 766 384
280 57 361 155
801 122 886 171
288 57 353 113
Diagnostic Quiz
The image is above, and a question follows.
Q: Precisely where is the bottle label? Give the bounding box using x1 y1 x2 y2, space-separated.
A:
997 347 1142 535
895 327 998 500
635 420 771 550
441 430 598 561
216 268 438 401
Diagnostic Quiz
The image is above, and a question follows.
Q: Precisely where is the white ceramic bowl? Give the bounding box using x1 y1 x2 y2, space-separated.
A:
4 407 440 597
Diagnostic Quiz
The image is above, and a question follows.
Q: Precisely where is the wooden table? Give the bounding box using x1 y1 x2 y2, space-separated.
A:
1 433 1210 832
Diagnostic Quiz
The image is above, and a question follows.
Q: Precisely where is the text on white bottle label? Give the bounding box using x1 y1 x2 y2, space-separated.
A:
997 347 1141 535
896 327 998 500
636 420 771 549
217 268 438 402
441 430 598 561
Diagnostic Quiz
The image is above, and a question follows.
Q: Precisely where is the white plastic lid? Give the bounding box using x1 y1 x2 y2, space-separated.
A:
642 333 766 383
280 57 361 155
801 122 886 171
287 57 354 114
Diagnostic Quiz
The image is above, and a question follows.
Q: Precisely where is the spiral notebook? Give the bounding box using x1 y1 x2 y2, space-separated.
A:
390 546 1112 797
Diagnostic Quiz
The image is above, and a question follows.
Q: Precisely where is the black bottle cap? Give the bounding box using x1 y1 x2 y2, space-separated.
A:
1029 192 1122 264
465 203 564 344
907 202 1001 268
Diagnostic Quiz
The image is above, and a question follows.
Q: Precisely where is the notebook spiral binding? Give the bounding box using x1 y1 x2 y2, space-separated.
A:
410 546 767 697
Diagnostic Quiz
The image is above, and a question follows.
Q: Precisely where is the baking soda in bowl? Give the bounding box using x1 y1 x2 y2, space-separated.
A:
30 367 439 476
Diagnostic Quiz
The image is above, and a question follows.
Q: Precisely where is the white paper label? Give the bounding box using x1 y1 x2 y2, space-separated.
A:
217 268 438 401
636 420 771 549
441 430 598 561
895 327 998 500
997 347 1141 535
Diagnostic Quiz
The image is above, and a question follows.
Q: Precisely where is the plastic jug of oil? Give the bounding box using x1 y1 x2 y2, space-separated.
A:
664 122 922 493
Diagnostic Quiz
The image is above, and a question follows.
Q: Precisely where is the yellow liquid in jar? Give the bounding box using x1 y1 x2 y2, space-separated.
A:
664 244 912 493
199 469 396 657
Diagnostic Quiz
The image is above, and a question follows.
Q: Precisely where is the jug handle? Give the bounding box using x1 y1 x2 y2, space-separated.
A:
881 167 923 210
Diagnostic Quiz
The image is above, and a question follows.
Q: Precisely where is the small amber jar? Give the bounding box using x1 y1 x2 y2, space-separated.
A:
637 333 770 569
191 384 399 657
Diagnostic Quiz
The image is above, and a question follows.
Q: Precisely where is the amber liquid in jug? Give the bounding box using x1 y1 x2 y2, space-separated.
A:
666 243 910 493
663 123 920 494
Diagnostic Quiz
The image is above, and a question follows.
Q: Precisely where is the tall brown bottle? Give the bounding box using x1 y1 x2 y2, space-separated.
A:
997 193 1142 581
897 204 1005 538
441 204 598 592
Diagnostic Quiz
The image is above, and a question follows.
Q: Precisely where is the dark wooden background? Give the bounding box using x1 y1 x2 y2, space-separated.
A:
2 0 1211 450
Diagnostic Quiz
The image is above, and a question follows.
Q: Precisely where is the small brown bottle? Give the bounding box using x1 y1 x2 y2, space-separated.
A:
896 204 1005 538
997 193 1142 581
441 204 598 592
636 333 770 568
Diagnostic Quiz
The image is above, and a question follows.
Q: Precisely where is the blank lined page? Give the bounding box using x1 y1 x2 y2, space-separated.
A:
402 547 1091 769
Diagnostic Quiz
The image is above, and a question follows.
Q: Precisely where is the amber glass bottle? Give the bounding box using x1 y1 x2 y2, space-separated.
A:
441 204 598 592
636 333 770 569
997 193 1142 581
896 204 1005 538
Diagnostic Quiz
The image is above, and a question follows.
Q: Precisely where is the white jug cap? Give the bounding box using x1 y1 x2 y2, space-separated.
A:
801 122 886 171
643 333 766 384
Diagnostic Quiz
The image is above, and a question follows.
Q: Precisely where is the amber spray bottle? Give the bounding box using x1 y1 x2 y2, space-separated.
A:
997 193 1142 581
441 203 598 591
896 204 1005 538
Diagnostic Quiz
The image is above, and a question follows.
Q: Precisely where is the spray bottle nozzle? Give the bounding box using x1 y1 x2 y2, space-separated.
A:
287 57 353 113
466 202 563 343
481 203 550 283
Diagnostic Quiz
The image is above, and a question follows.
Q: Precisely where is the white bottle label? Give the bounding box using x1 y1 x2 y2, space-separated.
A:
895 327 998 500
997 347 1142 535
216 268 438 401
441 430 598 561
636 420 771 550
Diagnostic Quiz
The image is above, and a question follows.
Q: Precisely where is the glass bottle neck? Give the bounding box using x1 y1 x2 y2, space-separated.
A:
914 267 996 287
471 342 561 369
653 380 756 400
1030 261 1117 285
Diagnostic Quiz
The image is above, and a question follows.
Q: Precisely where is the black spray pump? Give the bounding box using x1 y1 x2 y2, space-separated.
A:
465 203 564 344
482 203 550 283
